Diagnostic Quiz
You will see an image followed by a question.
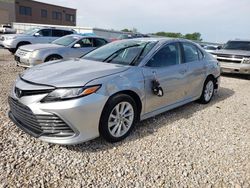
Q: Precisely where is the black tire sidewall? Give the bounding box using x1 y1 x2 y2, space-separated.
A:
199 78 215 104
99 94 138 142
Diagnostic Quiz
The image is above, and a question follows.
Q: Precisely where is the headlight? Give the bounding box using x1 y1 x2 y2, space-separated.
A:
41 85 101 102
31 50 39 58
212 54 217 58
242 58 250 64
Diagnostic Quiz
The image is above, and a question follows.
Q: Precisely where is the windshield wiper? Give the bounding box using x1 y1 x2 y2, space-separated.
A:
103 44 140 63
130 42 150 66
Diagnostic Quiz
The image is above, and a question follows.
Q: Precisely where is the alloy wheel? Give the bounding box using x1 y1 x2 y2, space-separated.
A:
108 102 134 138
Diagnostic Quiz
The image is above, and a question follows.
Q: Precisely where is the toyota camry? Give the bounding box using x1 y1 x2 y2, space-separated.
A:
8 38 220 144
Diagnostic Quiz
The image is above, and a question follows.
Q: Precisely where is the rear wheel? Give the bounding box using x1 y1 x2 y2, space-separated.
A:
198 78 215 104
99 94 137 142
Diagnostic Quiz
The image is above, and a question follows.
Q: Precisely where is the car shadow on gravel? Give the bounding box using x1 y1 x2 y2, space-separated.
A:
65 87 234 152
221 73 250 80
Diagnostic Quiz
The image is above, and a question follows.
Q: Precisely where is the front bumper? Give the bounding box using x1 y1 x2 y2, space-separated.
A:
15 54 43 68
220 62 250 74
8 91 108 145
2 39 16 49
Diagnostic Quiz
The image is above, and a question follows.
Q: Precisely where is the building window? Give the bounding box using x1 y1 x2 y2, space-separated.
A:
66 14 75 22
52 11 62 20
19 6 32 16
41 9 47 18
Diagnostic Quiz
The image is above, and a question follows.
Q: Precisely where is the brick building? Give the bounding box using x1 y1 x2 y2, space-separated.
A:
0 0 76 26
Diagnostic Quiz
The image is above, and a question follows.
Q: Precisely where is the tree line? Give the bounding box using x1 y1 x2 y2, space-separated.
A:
121 29 202 41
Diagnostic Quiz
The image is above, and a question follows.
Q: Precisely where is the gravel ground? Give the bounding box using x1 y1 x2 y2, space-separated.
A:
0 49 249 187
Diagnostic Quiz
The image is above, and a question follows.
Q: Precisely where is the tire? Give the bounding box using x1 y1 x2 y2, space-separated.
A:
99 94 138 143
198 77 215 104
8 48 16 54
45 55 62 62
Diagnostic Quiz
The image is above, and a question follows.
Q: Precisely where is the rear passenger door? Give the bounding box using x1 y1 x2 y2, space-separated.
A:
35 29 52 43
181 42 206 98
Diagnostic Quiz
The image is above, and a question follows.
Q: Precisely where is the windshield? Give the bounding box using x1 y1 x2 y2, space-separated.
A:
223 41 250 51
22 28 40 35
82 40 157 65
52 35 79 46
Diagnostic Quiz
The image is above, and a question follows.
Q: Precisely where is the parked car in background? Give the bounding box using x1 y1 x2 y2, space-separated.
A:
0 24 16 34
8 38 220 145
203 45 220 53
212 39 250 75
117 33 149 40
1 27 76 53
15 34 109 68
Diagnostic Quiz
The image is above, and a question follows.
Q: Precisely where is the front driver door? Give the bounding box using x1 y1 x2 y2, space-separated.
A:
142 42 188 114
69 38 96 58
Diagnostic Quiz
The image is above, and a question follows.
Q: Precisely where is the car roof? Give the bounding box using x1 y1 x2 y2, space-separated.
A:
229 39 250 42
37 27 75 31
67 34 108 40
121 37 196 44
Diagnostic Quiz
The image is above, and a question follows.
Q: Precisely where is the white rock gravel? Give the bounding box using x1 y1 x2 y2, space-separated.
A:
0 49 249 187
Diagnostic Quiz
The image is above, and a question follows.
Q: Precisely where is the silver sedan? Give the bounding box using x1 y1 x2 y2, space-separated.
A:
14 34 109 68
9 38 220 144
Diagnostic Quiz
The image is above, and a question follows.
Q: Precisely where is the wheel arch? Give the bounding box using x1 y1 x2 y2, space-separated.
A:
102 90 142 122
44 54 63 62
206 74 218 89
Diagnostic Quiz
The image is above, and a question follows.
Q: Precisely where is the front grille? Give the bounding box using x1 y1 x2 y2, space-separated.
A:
8 97 75 137
217 58 242 64
14 87 53 98
16 49 29 57
216 54 250 59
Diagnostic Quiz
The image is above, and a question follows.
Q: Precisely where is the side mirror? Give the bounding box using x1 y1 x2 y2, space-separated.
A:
34 33 40 37
73 43 81 48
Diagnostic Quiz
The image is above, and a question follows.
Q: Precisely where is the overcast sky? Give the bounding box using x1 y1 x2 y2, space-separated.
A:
37 0 250 43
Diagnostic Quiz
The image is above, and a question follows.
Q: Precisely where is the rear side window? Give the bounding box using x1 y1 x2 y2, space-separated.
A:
38 29 51 37
63 30 73 35
93 38 107 47
52 29 65 37
147 43 180 67
182 43 199 63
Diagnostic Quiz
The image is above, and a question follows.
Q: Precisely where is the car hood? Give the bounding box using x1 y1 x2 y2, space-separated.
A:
213 49 250 56
21 59 130 87
19 43 63 52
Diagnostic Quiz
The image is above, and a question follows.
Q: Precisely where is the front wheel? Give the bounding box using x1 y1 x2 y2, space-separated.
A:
198 78 215 104
99 94 137 142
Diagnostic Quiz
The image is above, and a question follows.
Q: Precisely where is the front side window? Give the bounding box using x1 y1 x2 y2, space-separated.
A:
147 43 180 67
75 38 94 48
19 6 32 16
83 40 157 65
38 29 51 37
182 43 199 63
